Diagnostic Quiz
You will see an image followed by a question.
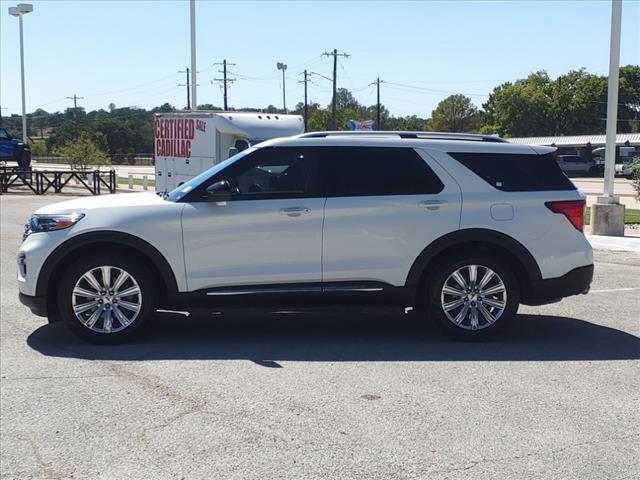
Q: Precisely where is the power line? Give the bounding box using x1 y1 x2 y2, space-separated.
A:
384 81 490 98
84 72 179 97
213 60 236 111
322 49 349 129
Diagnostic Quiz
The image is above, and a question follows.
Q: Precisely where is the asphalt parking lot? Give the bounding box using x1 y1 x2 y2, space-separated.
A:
1 194 639 480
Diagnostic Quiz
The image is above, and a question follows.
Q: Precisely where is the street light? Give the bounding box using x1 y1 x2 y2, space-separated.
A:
8 3 33 143
277 62 287 113
592 0 625 236
190 0 197 111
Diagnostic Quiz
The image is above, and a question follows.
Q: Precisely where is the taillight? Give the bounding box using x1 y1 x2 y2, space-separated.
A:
545 200 586 232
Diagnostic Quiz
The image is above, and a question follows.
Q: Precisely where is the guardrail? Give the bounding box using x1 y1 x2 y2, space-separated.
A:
0 167 117 195
33 155 155 166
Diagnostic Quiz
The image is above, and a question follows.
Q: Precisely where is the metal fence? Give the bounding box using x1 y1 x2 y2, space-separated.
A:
33 155 154 166
0 167 117 195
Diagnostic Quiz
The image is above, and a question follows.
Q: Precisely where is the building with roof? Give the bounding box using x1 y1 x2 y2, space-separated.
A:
507 133 640 148
507 133 639 160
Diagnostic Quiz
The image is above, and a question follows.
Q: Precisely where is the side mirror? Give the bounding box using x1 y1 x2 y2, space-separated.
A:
228 147 239 158
205 180 232 201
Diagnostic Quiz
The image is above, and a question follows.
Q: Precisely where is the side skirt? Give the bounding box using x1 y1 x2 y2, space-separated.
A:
170 281 415 309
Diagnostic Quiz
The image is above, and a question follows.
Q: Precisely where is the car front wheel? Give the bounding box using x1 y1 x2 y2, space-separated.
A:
57 255 156 343
424 256 520 340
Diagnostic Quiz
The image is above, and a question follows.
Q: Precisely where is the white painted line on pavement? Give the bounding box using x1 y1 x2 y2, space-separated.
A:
589 287 640 293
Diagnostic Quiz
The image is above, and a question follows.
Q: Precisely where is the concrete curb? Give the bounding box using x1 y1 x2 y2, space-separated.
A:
586 234 640 252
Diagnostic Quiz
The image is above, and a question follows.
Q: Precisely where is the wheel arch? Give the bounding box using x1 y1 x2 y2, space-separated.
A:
405 229 542 303
37 231 179 314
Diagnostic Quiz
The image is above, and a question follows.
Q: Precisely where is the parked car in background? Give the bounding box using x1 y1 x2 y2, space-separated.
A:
556 155 601 176
615 156 637 178
0 127 31 169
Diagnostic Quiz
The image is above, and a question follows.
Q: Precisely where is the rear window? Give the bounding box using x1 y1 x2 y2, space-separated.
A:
448 152 575 192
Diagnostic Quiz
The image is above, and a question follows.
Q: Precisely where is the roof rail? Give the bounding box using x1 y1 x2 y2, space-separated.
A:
297 131 507 143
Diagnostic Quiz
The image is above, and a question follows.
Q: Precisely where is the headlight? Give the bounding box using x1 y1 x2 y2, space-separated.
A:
23 213 85 240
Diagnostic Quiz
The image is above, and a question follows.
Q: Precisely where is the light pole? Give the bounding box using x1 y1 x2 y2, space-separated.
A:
190 0 197 110
277 62 287 113
8 3 33 142
602 0 622 202
592 0 625 236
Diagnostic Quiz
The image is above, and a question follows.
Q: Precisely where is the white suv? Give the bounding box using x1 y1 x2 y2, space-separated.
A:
17 132 593 343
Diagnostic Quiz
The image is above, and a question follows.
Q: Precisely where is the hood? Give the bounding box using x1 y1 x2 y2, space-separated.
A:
35 192 167 215
7 138 27 148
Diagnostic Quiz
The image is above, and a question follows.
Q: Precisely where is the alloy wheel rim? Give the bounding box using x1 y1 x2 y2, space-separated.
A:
71 266 142 334
440 264 507 331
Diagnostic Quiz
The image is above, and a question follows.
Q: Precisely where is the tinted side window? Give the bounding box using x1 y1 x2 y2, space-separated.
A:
448 152 575 192
322 147 444 197
564 156 585 163
225 147 319 199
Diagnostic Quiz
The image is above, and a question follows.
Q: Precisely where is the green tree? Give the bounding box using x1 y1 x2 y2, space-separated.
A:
480 67 640 136
55 132 110 172
430 94 479 132
481 72 554 137
619 65 640 133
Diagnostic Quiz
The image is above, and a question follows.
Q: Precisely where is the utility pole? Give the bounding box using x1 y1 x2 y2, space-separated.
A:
299 70 311 131
178 67 191 109
370 77 383 130
214 59 236 110
322 49 349 130
66 94 84 120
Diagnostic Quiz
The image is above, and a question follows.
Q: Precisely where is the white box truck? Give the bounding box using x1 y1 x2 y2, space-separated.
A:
154 111 304 192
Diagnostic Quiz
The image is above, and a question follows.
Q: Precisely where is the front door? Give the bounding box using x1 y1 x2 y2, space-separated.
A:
181 146 324 291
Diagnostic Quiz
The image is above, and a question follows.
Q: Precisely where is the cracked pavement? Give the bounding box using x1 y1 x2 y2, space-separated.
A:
1 194 639 479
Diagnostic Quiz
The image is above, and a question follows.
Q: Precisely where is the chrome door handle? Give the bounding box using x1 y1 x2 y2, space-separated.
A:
279 207 311 217
419 199 448 210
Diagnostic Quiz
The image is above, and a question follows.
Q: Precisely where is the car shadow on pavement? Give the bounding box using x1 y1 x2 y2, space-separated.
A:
26 310 640 364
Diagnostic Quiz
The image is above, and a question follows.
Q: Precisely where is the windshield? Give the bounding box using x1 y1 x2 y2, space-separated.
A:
164 146 259 202
0 128 9 139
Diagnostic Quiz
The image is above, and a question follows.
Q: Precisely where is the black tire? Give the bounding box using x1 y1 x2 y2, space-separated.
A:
57 254 156 344
588 166 598 177
422 255 520 340
17 149 31 169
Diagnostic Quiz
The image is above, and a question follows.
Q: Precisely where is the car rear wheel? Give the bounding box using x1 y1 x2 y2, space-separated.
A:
423 255 520 340
17 149 31 169
57 255 156 343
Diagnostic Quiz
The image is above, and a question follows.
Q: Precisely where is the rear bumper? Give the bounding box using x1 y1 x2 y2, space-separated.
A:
19 293 48 317
523 264 594 305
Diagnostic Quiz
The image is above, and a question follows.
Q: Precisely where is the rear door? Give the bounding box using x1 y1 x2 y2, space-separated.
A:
320 146 461 287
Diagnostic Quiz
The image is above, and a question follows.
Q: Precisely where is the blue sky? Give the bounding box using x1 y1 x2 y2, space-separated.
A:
1 0 639 118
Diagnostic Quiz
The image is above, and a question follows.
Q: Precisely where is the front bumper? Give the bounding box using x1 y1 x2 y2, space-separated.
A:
524 264 594 305
19 293 48 317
